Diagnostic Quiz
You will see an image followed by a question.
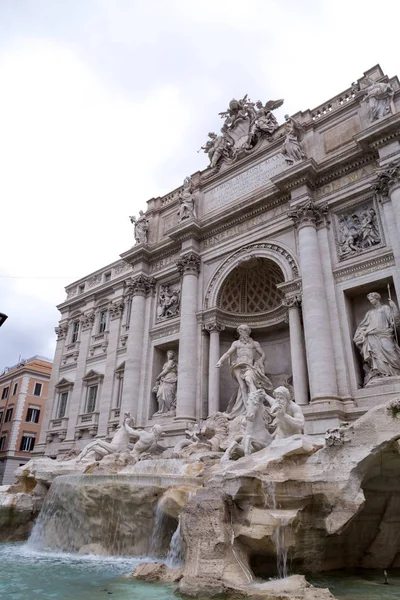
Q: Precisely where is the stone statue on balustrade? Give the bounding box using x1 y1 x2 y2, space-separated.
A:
178 176 196 222
157 285 180 320
200 131 232 168
282 115 306 164
337 205 381 259
130 210 149 245
251 99 283 139
129 424 165 463
76 413 135 462
152 350 178 417
354 292 400 385
216 324 272 418
361 76 394 122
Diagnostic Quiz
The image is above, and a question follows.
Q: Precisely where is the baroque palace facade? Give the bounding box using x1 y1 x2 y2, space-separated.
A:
36 64 400 456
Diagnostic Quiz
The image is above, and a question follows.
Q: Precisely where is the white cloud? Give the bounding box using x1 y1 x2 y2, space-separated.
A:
1 0 400 367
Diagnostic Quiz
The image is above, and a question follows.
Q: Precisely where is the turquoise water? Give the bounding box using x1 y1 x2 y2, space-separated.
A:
0 543 176 600
2 543 400 600
309 570 400 599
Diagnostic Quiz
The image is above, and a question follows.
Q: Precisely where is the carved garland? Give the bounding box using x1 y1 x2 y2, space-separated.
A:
205 243 298 309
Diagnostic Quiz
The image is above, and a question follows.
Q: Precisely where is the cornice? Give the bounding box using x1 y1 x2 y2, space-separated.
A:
119 244 153 266
353 111 400 149
198 304 288 330
166 219 202 243
333 250 395 282
271 158 319 192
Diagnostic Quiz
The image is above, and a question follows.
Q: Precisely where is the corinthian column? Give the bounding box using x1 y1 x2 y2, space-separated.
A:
175 252 201 422
204 320 225 415
120 275 155 421
283 297 309 406
289 201 338 401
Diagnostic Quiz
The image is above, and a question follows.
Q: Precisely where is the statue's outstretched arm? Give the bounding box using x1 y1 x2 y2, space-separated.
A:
216 343 236 367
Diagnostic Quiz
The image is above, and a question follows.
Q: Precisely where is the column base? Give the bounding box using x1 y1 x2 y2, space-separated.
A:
174 416 197 423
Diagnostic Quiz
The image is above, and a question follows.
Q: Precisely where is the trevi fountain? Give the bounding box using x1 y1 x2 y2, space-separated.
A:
2 65 400 599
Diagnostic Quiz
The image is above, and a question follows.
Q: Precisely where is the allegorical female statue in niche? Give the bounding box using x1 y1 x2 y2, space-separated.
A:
354 292 400 385
152 350 178 416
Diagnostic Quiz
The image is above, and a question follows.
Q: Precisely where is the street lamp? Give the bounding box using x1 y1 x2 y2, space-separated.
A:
0 313 8 327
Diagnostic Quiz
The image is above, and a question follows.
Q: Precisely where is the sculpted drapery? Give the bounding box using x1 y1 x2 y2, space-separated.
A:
354 292 400 385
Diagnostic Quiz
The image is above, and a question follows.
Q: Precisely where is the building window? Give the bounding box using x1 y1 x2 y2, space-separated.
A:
0 436 6 451
12 382 18 396
57 392 68 418
104 271 111 282
71 321 80 344
0 410 3 423
5 407 13 422
78 284 85 294
26 408 40 423
86 385 98 413
1 387 9 400
116 376 124 408
19 435 35 452
33 382 42 397
98 310 107 333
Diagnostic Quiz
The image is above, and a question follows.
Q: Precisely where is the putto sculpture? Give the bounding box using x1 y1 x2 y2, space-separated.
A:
178 176 196 222
129 210 149 245
216 324 272 418
152 350 178 416
361 76 394 122
354 291 400 385
200 95 284 168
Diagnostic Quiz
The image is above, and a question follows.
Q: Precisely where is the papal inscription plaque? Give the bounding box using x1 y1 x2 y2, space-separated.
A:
204 153 287 212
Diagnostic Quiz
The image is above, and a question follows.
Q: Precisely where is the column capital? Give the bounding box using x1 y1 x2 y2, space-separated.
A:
109 299 125 320
55 322 69 340
176 252 201 276
372 158 400 200
125 274 156 297
283 295 302 309
204 319 225 333
80 311 95 331
289 200 329 230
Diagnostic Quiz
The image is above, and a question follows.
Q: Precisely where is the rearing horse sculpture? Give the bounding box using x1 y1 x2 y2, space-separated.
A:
221 389 273 461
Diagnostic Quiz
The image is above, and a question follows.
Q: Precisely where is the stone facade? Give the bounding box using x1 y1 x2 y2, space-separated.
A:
36 64 400 456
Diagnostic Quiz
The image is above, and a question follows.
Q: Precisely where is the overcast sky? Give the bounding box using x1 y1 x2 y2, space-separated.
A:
1 0 400 369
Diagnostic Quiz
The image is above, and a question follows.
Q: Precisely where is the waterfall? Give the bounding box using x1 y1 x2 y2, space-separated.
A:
27 473 195 557
166 521 184 567
262 482 291 579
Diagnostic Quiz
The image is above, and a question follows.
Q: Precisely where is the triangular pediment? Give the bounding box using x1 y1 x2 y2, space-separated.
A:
115 361 125 374
55 378 74 389
82 369 104 381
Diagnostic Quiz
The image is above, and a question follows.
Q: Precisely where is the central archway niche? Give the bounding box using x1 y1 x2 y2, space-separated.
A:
215 256 291 412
